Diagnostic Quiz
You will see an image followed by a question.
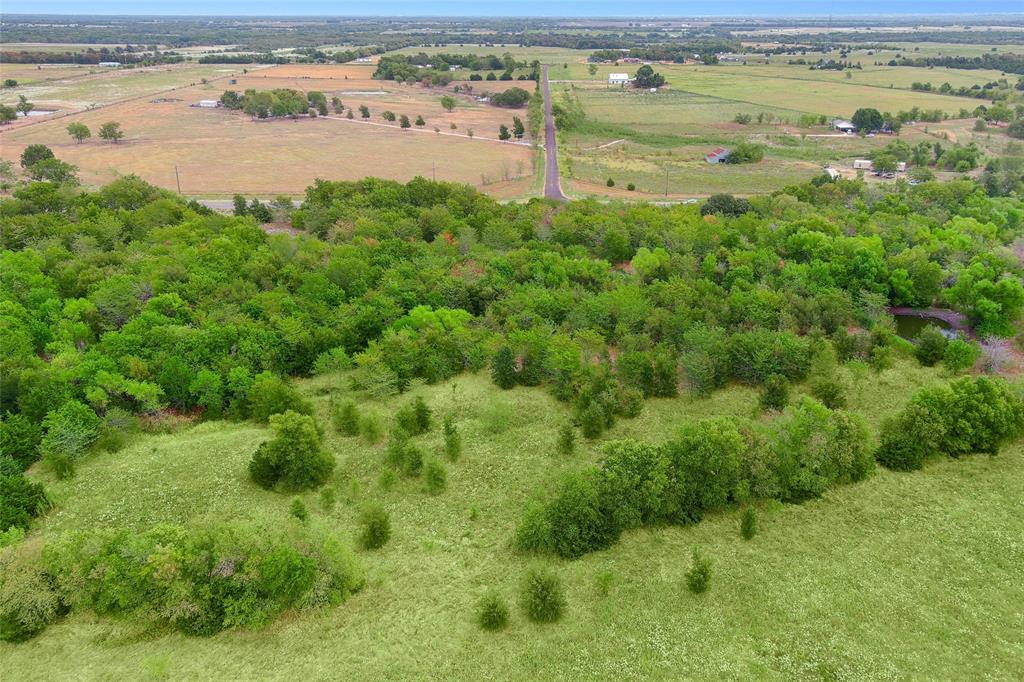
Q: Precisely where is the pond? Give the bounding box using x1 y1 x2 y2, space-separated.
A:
893 314 956 341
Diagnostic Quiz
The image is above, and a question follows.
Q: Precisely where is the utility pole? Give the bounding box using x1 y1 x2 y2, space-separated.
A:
432 161 436 182
664 167 669 197
174 165 181 194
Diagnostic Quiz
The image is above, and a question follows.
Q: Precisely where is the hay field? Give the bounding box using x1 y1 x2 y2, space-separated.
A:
0 68 538 198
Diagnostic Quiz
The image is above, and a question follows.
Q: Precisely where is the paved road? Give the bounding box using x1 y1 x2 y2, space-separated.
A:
541 65 567 201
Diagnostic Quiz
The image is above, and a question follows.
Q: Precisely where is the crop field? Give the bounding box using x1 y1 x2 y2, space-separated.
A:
0 64 539 198
5 361 1023 680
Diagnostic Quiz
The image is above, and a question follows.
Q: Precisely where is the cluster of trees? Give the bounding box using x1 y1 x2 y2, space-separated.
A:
633 65 665 89
498 117 526 141
910 79 1018 101
2 170 1023 532
588 40 739 64
0 521 364 641
869 138 982 174
220 88 325 119
518 375 1024 560
490 87 532 108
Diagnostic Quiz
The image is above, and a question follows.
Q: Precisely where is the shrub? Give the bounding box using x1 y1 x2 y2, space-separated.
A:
442 415 462 461
626 183 636 191
248 372 313 423
423 457 447 495
556 423 576 456
476 590 510 631
490 346 517 389
701 194 752 217
332 399 360 436
290 498 308 523
943 338 979 374
319 486 336 511
759 375 790 411
580 403 606 439
386 428 423 477
667 419 745 522
249 411 335 491
541 469 619 559
606 178 615 187
809 374 847 409
0 546 61 642
914 324 948 366
360 412 383 444
520 567 565 623
358 503 390 549
412 396 432 434
870 344 893 372
39 400 100 473
740 507 758 540
685 546 712 594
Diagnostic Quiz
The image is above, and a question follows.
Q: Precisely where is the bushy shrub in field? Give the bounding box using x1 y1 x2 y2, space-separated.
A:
759 375 789 411
666 418 745 522
740 507 757 540
914 324 948 366
39 400 100 476
490 346 517 389
685 547 712 594
0 545 61 642
423 457 447 495
556 423 576 456
876 377 1024 470
249 411 334 491
332 399 360 436
385 427 424 476
442 415 462 461
360 411 383 444
358 503 390 550
541 469 619 559
247 373 313 423
943 338 979 374
727 330 810 384
477 590 510 631
809 374 847 409
520 567 565 623
31 523 363 638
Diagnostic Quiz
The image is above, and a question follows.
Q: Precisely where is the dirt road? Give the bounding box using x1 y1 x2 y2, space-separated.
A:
541 65 566 201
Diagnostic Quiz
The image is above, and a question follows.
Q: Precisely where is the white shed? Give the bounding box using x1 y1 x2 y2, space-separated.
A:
853 159 873 170
608 73 631 85
197 100 220 108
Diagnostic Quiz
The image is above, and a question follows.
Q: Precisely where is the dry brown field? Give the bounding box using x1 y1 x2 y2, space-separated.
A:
0 64 539 198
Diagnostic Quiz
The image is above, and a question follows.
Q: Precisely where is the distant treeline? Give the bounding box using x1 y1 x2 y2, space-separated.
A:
889 53 1024 75
589 40 740 63
762 30 1024 46
197 53 289 65
0 49 183 65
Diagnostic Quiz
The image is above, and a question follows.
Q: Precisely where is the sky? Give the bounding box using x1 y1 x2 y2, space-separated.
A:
3 1 1023 17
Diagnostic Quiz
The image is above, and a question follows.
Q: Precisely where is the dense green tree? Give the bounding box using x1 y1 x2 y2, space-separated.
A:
249 410 334 491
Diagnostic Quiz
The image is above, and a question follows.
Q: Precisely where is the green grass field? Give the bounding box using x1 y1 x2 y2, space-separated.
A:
6 358 1024 680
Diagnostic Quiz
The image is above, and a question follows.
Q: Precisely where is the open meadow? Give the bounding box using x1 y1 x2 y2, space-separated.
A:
5 360 1023 680
0 63 540 198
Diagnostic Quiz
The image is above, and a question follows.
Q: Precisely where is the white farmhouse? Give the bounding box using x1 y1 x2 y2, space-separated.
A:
608 73 631 85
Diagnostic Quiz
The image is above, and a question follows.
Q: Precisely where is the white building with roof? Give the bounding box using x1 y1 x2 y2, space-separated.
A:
608 73 631 85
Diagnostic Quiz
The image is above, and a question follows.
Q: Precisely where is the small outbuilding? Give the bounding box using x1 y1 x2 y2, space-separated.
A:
97 61 120 68
853 159 873 170
832 119 857 134
705 147 731 164
197 100 221 108
608 73 631 85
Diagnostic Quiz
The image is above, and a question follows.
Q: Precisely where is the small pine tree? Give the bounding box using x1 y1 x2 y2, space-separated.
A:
606 178 615 187
290 497 308 523
412 396 432 434
360 412 383 444
557 423 576 455
686 546 712 594
358 503 391 550
491 346 517 389
477 590 510 631
332 398 360 436
520 567 565 623
423 457 447 495
319 485 336 511
443 415 462 461
740 507 757 540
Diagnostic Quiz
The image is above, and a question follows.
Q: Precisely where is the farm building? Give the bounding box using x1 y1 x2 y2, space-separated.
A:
621 57 642 64
705 148 731 164
355 57 373 63
97 61 120 67
196 100 221 108
608 73 631 85
853 159 873 170
832 119 857 133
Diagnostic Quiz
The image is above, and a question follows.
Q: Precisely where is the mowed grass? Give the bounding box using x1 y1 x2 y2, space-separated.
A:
0 70 538 198
5 359 1024 680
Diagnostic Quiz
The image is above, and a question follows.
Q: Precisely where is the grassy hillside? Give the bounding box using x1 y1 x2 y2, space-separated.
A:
6 359 1024 680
